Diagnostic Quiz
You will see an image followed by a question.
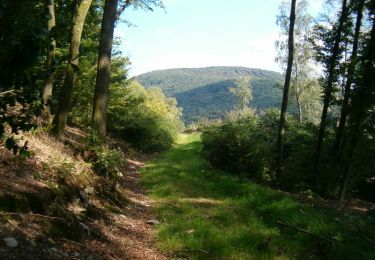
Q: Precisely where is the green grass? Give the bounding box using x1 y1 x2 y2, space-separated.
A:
141 134 375 259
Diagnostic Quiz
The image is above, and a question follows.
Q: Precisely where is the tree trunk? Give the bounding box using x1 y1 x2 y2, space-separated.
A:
296 87 302 123
92 0 119 140
52 0 92 137
333 0 364 157
276 0 296 177
339 11 375 203
313 0 348 179
41 0 56 122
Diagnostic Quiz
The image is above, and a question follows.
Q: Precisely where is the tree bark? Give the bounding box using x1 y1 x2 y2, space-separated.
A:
92 0 119 140
41 0 56 122
52 0 92 137
333 0 364 157
313 0 348 179
296 91 302 123
276 0 296 177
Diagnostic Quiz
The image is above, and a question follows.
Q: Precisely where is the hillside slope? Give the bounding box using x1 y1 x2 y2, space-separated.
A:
135 66 284 123
0 128 165 259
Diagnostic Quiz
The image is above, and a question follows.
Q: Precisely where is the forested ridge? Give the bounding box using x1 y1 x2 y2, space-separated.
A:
0 0 375 259
136 66 284 123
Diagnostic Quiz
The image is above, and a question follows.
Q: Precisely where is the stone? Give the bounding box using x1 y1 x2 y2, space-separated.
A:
50 247 58 252
84 187 95 194
3 237 17 248
79 222 91 236
146 219 160 225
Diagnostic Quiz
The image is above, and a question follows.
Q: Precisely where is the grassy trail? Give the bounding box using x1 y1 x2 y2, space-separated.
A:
141 134 375 259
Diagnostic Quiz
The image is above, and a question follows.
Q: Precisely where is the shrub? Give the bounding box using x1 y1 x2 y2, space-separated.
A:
201 109 348 194
202 111 274 180
92 148 124 191
108 81 184 152
92 148 123 177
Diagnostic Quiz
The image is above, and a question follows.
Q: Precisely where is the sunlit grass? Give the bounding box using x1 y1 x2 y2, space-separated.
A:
141 134 375 259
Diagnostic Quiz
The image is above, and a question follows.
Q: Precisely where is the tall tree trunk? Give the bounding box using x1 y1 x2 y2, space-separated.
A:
333 0 364 157
313 0 348 179
339 10 375 202
276 0 296 177
41 0 56 122
92 0 119 140
296 86 302 123
296 96 302 123
52 0 92 137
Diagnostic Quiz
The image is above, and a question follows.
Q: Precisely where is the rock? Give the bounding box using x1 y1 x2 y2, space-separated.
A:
72 252 80 257
47 238 56 244
3 237 17 248
50 247 58 252
146 219 160 225
79 222 91 236
84 186 95 194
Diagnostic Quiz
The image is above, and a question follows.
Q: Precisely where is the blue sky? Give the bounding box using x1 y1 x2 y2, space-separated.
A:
116 0 322 76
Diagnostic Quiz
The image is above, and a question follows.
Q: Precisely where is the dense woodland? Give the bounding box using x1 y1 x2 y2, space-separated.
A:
0 0 375 258
0 0 182 152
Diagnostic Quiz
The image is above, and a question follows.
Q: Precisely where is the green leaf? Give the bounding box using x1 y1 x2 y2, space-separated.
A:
19 147 31 158
5 137 16 150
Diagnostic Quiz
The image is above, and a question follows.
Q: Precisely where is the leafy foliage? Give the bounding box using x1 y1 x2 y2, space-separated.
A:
229 76 252 110
108 81 184 151
201 111 375 198
0 0 48 91
275 0 322 123
92 148 123 176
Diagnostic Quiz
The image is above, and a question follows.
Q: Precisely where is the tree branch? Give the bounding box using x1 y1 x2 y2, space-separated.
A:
276 220 337 244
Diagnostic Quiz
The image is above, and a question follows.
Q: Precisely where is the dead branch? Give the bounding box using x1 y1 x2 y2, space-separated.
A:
276 220 337 244
59 238 87 248
7 219 37 246
0 211 64 221
360 234 375 246
173 249 213 257
0 90 19 96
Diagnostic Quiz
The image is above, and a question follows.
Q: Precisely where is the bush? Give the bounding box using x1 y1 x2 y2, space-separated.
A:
92 148 124 191
201 109 347 194
108 81 184 152
202 110 277 180
92 149 123 177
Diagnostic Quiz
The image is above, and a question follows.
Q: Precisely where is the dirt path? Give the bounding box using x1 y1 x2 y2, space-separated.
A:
92 156 167 260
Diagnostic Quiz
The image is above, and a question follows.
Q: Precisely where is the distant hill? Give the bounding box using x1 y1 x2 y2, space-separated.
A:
135 66 284 123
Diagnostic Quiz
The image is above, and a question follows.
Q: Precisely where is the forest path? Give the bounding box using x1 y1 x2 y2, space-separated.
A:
102 153 168 260
139 133 375 259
